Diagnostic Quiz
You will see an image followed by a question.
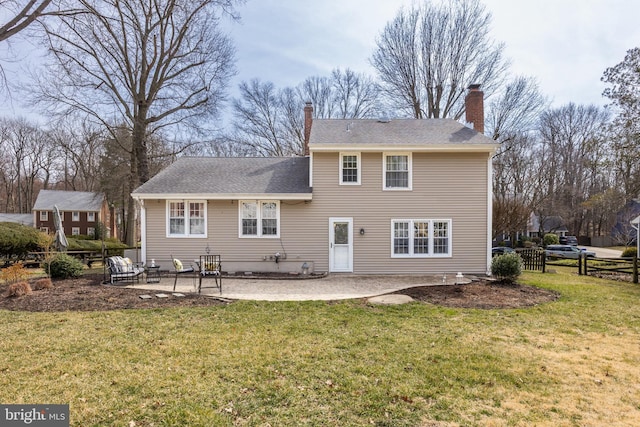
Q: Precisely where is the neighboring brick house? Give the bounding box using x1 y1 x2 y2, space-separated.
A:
132 85 498 275
32 190 116 238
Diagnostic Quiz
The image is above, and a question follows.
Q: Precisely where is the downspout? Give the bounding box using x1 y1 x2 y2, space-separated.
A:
133 197 146 264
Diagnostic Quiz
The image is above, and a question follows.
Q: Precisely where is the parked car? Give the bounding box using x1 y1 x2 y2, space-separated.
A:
559 235 578 246
545 244 595 259
492 246 515 257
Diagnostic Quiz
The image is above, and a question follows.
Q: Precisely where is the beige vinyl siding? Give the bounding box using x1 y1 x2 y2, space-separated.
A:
143 150 490 274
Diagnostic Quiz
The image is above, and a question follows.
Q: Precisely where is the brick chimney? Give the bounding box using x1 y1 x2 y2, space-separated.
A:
303 101 313 156
465 84 484 134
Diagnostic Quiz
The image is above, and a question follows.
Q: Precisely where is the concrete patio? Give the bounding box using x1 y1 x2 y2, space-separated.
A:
127 273 472 302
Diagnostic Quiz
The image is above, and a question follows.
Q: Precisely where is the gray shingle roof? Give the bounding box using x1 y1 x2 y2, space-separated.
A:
0 213 34 226
32 190 105 211
309 118 495 146
133 157 311 196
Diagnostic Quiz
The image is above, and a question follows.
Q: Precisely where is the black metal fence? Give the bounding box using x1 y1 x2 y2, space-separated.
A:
515 248 546 272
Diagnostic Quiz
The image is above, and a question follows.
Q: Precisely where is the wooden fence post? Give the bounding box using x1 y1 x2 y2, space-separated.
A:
633 256 638 284
542 251 546 273
578 253 583 275
583 253 588 275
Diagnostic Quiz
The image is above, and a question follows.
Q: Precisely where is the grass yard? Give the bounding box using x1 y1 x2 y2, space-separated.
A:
1 269 640 426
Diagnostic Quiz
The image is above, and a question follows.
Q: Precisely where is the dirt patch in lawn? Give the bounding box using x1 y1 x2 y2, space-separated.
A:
393 280 559 309
0 274 559 312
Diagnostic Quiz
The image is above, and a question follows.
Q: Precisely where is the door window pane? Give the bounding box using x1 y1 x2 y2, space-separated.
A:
334 223 349 245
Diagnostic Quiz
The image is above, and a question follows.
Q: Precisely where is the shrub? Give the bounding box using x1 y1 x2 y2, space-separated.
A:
42 253 84 279
622 247 637 258
6 281 32 297
543 233 559 247
0 262 29 284
32 278 53 290
0 222 48 259
491 252 522 283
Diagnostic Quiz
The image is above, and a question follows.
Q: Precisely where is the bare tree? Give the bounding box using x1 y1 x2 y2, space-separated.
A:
371 0 507 120
602 47 640 202
31 0 240 244
537 103 610 237
230 79 300 156
0 117 55 212
486 76 547 143
230 69 381 156
0 0 54 42
48 118 106 191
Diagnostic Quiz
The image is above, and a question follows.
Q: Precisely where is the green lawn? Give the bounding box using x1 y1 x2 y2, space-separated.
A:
1 269 640 426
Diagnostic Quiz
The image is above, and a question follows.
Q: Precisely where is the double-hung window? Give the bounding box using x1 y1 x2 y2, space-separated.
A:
88 212 95 222
383 153 411 190
340 153 360 185
40 211 48 221
391 219 451 257
167 200 206 237
72 211 80 222
240 200 280 238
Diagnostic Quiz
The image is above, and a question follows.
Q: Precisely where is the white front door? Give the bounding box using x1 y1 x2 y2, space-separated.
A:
329 217 353 272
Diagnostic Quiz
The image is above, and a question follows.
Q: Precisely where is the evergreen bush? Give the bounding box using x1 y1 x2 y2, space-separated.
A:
42 253 84 279
491 252 522 283
621 247 637 258
543 233 559 247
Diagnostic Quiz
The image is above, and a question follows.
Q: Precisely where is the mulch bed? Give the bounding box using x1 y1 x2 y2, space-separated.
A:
394 280 559 309
0 275 559 312
0 274 227 312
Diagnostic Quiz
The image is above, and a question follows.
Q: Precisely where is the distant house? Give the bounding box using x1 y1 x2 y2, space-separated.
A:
32 190 116 238
612 199 640 245
0 213 34 227
132 85 499 275
526 213 569 238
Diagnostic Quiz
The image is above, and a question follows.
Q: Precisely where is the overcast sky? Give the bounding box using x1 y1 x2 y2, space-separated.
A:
1 0 638 120
226 0 640 109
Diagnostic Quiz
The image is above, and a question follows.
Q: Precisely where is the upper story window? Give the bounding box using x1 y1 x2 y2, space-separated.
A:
88 212 95 222
240 200 280 238
383 153 412 190
391 219 451 257
40 211 48 221
72 211 80 222
340 153 360 185
167 200 206 237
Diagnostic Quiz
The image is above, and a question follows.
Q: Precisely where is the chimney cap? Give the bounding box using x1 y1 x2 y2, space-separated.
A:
468 83 481 91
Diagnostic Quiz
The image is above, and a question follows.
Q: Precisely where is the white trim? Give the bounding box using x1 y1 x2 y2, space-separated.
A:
40 211 48 221
88 212 96 222
329 217 353 272
238 200 281 239
382 152 412 191
72 211 80 222
309 153 314 188
339 152 361 185
133 192 311 201
487 154 493 275
390 219 452 258
166 200 207 238
311 143 500 153
139 200 146 264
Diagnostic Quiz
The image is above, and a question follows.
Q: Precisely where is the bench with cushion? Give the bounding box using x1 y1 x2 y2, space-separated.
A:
106 256 144 284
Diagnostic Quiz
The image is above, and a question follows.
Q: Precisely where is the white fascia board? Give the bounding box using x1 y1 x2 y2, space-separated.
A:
132 193 312 201
310 143 499 153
